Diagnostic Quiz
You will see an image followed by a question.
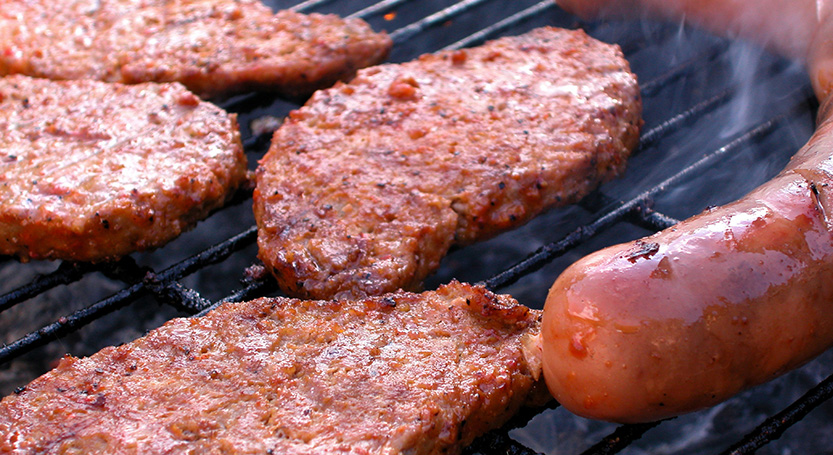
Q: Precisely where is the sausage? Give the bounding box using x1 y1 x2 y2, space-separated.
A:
542 97 833 423
543 0 833 423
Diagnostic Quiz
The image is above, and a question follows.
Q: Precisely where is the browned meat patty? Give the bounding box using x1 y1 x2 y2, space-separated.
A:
0 0 392 99
0 281 544 454
0 75 247 262
254 27 642 300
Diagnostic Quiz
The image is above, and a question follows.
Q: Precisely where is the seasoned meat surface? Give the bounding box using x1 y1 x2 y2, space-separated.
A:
0 75 247 262
0 281 544 454
0 0 392 99
254 27 642 300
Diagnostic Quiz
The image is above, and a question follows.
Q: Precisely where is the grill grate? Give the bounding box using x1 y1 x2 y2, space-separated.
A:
0 0 830 453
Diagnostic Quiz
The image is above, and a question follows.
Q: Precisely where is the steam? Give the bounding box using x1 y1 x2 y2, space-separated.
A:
720 42 768 140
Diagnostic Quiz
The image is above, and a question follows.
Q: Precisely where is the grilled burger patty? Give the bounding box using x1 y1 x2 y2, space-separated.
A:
0 0 392 99
0 281 543 454
254 27 642 300
0 75 247 262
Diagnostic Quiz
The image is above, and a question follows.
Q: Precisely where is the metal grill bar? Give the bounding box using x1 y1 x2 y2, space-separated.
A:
386 0 493 42
440 0 554 51
633 206 680 231
0 226 258 364
484 96 809 292
0 0 736 365
196 277 280 317
0 282 148 366
290 0 336 13
579 192 680 231
582 422 664 455
722 373 833 454
143 276 212 313
0 1 828 453
0 262 93 315
638 40 730 96
638 88 735 147
349 0 412 20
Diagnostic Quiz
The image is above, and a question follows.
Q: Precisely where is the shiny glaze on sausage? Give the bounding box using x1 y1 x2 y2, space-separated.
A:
544 0 833 422
543 98 833 422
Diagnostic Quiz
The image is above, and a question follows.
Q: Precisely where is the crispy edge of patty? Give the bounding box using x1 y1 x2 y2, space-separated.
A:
254 26 643 300
0 75 248 262
0 3 392 99
0 281 544 454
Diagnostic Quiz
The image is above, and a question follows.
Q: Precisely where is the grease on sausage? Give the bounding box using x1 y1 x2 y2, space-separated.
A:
544 0 833 422
543 71 833 424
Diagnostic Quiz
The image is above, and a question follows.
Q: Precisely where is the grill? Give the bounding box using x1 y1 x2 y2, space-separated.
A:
1 0 831 453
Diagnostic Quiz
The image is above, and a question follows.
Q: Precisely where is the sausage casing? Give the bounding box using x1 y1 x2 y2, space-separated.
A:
543 99 833 423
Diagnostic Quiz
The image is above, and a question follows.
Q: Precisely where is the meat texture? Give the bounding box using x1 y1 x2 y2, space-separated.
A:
0 0 392 99
0 281 544 454
254 26 642 300
0 75 247 262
